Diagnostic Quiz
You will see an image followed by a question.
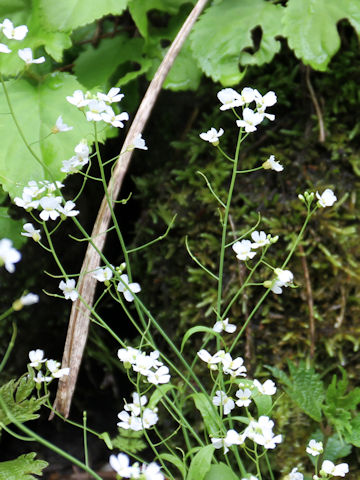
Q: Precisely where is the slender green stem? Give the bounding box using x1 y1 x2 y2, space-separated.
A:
0 322 17 374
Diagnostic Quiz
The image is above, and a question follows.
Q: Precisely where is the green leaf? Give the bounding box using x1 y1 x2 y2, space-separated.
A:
190 0 283 84
0 207 27 248
0 73 109 198
0 375 47 428
186 445 214 480
285 362 325 421
148 384 174 409
74 36 146 89
0 453 48 480
283 0 360 71
265 365 291 387
158 453 186 479
39 0 128 31
190 393 220 436
181 326 221 352
344 415 360 447
203 463 239 480
112 428 147 454
164 39 202 91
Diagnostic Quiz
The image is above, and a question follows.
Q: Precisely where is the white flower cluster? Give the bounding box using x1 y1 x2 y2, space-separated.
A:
197 349 246 377
110 453 164 480
118 347 171 385
28 349 69 383
212 379 276 415
232 230 273 261
61 140 90 174
212 414 282 454
288 439 349 479
267 268 294 295
66 88 129 129
0 18 45 65
0 238 21 273
117 392 158 431
14 180 79 221
92 265 141 302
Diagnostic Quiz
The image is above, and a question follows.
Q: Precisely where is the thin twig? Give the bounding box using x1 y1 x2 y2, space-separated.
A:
52 0 210 418
299 244 315 359
305 65 326 143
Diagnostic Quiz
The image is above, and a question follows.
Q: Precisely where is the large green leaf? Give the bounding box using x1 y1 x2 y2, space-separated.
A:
164 39 202 91
186 445 214 480
0 207 26 248
0 72 109 198
38 0 128 31
203 463 239 480
190 393 221 436
0 453 48 480
74 35 146 89
283 0 360 71
190 0 283 85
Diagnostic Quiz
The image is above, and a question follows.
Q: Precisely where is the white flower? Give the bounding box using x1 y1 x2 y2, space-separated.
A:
29 349 46 367
46 359 70 378
217 88 243 110
213 317 236 333
253 379 277 395
58 200 79 218
21 223 41 242
2 19 28 40
306 439 323 456
251 231 270 248
141 408 159 428
240 87 256 104
97 87 124 104
124 393 148 416
141 462 164 480
199 127 224 146
321 460 349 477
289 468 303 480
197 349 223 370
0 43 10 53
0 239 21 273
132 352 156 376
235 388 252 407
316 188 337 207
18 48 45 65
212 429 246 454
262 155 283 172
39 196 62 221
236 108 264 132
131 133 148 150
221 353 247 377
19 293 39 306
117 346 141 365
61 156 86 174
147 366 171 385
212 390 235 415
59 279 78 301
232 239 256 261
117 410 142 431
92 266 113 282
66 90 90 108
109 453 133 478
52 115 73 133
33 371 52 383
254 90 277 114
246 416 282 449
101 110 129 128
74 140 90 160
85 99 109 121
275 268 293 284
117 274 141 302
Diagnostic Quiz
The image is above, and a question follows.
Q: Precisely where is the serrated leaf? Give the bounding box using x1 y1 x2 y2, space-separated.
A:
74 36 145 89
190 393 220 436
203 463 239 480
0 375 47 428
187 445 214 480
39 0 128 31
190 0 283 84
0 453 48 480
283 0 360 71
0 72 110 198
285 362 324 421
112 428 147 454
265 365 291 387
344 415 360 447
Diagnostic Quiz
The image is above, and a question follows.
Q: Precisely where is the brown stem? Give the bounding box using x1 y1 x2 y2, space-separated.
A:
305 65 326 143
299 244 315 359
51 0 209 419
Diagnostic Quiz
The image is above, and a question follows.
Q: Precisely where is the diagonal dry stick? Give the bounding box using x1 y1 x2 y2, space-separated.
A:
52 0 209 418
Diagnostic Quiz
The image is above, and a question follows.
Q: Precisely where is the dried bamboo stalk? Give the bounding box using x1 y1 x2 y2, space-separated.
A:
51 0 209 418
